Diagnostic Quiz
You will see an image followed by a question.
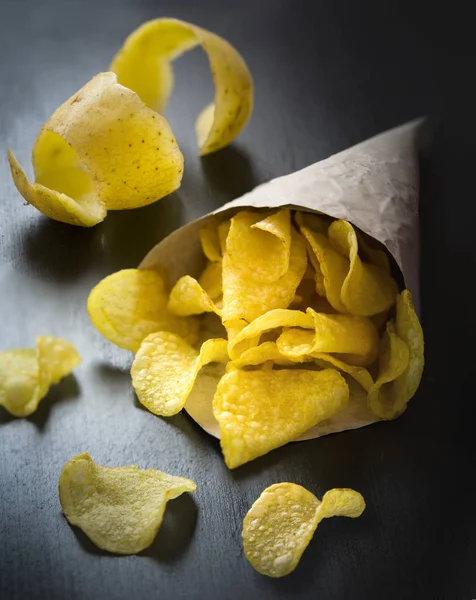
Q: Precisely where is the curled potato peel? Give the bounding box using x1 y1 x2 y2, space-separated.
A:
59 453 196 554
111 18 254 155
242 483 365 577
8 72 184 226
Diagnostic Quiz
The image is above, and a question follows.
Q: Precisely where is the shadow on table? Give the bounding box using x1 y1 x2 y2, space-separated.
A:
0 374 80 428
200 145 259 202
14 192 184 281
70 493 198 562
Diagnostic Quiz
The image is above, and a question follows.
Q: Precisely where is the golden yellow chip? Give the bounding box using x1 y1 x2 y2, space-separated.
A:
242 483 365 577
227 308 314 359
213 368 348 468
277 310 379 367
296 212 330 297
218 219 231 254
328 220 398 316
222 226 307 322
225 210 291 283
226 341 306 370
87 269 198 352
0 336 81 417
311 354 374 392
300 227 348 312
8 72 183 226
368 291 423 418
168 275 221 317
110 18 253 154
131 332 228 416
198 260 222 301
58 453 196 554
356 230 391 273
199 220 222 262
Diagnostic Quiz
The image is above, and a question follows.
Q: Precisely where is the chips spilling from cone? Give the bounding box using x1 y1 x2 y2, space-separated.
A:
0 336 81 417
89 208 424 469
242 483 365 577
58 453 196 554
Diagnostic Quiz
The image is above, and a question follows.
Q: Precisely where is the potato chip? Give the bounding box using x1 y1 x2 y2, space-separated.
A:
132 332 228 416
198 260 222 300
300 227 348 312
222 226 307 322
0 336 81 417
227 308 314 359
295 212 329 297
226 210 291 283
199 221 222 262
242 483 365 577
87 269 198 352
218 219 231 254
328 220 398 316
8 72 183 226
368 291 423 418
294 211 330 236
277 310 379 367
311 354 374 392
110 18 253 155
168 275 221 317
58 453 196 554
226 341 306 371
213 368 348 468
356 230 391 273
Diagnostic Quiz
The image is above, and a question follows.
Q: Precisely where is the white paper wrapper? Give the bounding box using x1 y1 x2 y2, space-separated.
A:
140 119 424 441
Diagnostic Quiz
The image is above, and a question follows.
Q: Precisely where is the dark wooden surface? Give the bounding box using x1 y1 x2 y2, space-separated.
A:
1 1 475 599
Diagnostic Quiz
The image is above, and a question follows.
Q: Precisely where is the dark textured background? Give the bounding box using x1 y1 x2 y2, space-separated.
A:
1 1 475 599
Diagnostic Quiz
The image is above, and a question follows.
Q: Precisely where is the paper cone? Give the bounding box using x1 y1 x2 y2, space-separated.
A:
140 119 425 441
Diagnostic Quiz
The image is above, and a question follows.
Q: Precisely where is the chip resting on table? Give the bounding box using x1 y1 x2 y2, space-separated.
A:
58 453 196 554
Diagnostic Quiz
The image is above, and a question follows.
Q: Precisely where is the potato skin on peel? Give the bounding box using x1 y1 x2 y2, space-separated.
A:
242 483 365 577
8 72 183 226
213 368 349 469
58 453 196 555
111 18 253 155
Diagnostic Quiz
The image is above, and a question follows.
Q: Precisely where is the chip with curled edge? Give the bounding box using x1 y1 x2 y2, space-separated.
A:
168 275 221 317
87 269 198 352
0 336 81 417
8 72 183 227
59 453 196 555
198 260 222 301
227 308 314 359
131 332 228 416
213 368 349 469
242 483 365 577
328 220 398 316
222 226 307 322
277 309 379 367
111 18 253 155
368 291 422 419
227 210 291 283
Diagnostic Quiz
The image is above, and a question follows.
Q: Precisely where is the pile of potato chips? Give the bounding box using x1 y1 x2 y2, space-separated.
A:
88 208 424 469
